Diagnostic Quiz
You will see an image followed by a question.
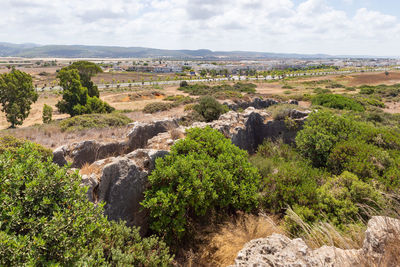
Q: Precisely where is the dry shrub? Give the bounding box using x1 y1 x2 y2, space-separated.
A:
79 162 102 176
170 129 185 140
182 213 283 267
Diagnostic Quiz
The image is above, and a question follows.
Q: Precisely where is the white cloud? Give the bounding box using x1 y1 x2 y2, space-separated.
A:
0 0 399 55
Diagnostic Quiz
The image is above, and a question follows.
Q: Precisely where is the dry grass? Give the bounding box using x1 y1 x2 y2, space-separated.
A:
179 213 283 267
79 162 103 176
170 129 185 140
0 124 130 149
285 208 365 250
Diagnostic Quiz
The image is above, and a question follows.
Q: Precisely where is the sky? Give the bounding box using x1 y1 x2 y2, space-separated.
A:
1 0 400 56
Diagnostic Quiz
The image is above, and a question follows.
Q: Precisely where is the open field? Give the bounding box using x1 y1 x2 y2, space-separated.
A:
3 70 400 148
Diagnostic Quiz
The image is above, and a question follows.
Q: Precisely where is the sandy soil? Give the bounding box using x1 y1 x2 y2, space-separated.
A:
342 71 400 86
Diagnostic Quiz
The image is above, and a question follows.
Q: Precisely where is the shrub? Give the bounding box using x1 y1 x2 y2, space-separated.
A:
261 159 324 214
296 110 356 166
143 102 173 113
312 94 365 111
179 80 188 87
0 142 172 266
193 96 228 122
288 171 384 233
266 104 300 120
359 86 375 95
142 127 260 244
85 96 115 114
327 140 392 181
313 87 332 94
59 113 132 132
0 136 52 160
42 104 53 124
178 82 256 97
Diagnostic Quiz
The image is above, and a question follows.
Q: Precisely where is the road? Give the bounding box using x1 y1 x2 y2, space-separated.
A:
37 68 390 92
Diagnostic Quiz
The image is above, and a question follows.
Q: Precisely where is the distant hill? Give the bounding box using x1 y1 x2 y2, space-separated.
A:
0 42 373 59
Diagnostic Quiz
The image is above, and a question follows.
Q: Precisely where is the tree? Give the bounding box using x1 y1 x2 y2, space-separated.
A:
56 68 114 117
65 61 102 97
56 68 89 116
0 69 38 128
42 104 53 124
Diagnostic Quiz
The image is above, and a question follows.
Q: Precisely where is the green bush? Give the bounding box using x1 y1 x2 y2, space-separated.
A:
85 96 115 114
42 104 53 124
0 142 172 266
193 96 228 122
59 112 132 132
261 160 324 213
291 171 384 228
313 88 332 94
312 94 365 111
296 111 357 166
142 127 260 244
359 86 375 95
0 135 52 160
179 80 188 87
327 140 392 181
143 102 173 113
178 82 256 97
164 95 195 105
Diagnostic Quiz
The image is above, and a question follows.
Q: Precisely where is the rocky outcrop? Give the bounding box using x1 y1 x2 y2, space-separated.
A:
53 119 177 168
225 98 279 111
232 216 400 267
192 107 306 154
126 119 179 151
80 149 169 236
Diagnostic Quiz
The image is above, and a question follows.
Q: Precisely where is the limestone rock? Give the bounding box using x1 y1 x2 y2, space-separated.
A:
126 119 179 151
52 145 68 167
232 216 400 267
82 149 169 236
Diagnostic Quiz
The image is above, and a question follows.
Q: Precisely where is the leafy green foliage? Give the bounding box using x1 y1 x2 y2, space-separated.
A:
65 61 102 97
56 68 114 117
0 135 52 160
250 141 324 214
251 140 385 234
59 112 132 132
193 96 228 122
312 94 365 111
288 171 384 232
142 127 260 244
327 140 392 180
42 104 53 124
143 102 173 113
0 141 172 266
296 111 356 167
0 69 38 127
178 82 256 98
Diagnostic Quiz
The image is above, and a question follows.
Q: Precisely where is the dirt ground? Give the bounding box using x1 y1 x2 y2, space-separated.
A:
3 70 400 145
343 71 400 86
0 84 188 130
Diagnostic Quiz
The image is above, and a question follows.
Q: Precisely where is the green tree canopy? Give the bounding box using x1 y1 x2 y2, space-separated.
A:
0 69 38 128
66 61 102 97
56 68 89 116
56 68 114 117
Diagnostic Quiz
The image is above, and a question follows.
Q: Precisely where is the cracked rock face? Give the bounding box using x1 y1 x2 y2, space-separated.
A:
232 216 400 267
53 119 178 168
80 149 169 236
